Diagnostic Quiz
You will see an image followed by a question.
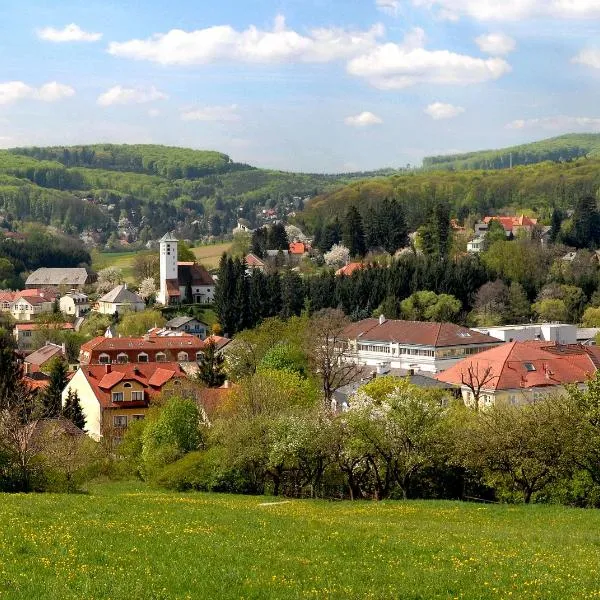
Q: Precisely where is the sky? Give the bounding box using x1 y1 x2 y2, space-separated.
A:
1 0 600 172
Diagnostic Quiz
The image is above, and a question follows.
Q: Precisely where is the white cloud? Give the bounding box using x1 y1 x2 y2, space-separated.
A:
344 111 384 127
376 0 400 16
475 33 516 55
147 108 161 118
181 105 241 122
97 85 168 106
347 27 511 89
412 0 600 21
37 23 102 42
0 81 75 105
506 115 600 131
108 15 384 65
424 102 465 119
573 48 600 69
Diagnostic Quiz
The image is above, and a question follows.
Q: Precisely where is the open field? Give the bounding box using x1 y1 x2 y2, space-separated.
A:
91 250 138 283
192 242 232 269
1 483 600 599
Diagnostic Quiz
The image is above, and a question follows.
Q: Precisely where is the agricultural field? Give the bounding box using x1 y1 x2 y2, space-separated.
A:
1 483 599 599
90 250 138 283
192 242 232 269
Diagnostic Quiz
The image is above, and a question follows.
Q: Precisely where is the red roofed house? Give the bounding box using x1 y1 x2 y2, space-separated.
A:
289 241 309 255
436 341 600 408
14 322 74 352
335 262 365 277
79 333 205 365
245 253 266 272
10 289 57 321
344 315 501 374
483 215 538 236
62 362 187 440
156 233 215 306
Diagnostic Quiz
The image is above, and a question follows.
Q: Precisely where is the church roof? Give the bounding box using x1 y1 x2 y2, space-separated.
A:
159 232 178 243
177 262 214 286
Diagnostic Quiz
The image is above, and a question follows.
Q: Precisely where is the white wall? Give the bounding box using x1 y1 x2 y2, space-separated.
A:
62 369 102 440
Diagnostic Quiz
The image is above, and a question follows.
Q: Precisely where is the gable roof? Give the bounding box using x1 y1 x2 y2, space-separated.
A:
80 362 186 408
344 318 500 348
177 262 214 286
166 315 197 328
437 341 600 390
245 253 266 268
483 215 538 231
204 335 231 352
335 262 364 277
25 343 65 367
289 242 308 255
98 284 144 304
159 232 178 243
25 268 90 287
15 322 74 332
80 333 204 355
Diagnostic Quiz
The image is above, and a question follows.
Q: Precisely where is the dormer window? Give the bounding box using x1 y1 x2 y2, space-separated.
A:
137 352 149 363
524 362 536 372
99 354 110 364
123 382 132 388
117 353 128 364
177 351 189 362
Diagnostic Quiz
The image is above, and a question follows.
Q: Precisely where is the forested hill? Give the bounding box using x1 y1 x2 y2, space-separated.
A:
422 134 600 171
299 156 600 233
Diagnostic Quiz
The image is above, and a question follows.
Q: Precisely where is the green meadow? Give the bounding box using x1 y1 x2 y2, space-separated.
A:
0 482 599 599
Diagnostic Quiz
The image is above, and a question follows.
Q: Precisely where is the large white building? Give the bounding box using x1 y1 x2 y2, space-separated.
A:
344 316 501 374
156 233 215 306
471 323 577 344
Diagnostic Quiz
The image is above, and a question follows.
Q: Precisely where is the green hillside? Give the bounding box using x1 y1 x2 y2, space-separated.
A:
423 133 600 171
2 481 600 599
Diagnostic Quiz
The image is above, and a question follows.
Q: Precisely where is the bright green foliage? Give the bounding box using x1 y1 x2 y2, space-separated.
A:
401 291 461 322
178 241 196 262
532 298 568 322
117 309 166 337
583 307 600 327
259 343 307 377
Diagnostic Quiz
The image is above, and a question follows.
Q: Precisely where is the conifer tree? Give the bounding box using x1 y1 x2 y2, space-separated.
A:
42 358 69 418
197 339 226 388
62 389 86 430
342 205 366 258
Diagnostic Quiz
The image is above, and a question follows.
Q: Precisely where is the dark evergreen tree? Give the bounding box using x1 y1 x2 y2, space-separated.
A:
420 201 451 259
62 389 86 430
197 339 226 388
571 196 600 248
320 219 342 253
549 208 563 244
0 330 26 411
42 358 69 418
385 199 409 254
280 268 304 319
267 223 289 250
250 227 268 258
363 206 381 250
342 206 366 257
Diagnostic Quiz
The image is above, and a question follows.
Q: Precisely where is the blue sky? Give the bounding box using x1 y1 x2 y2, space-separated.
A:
1 0 600 172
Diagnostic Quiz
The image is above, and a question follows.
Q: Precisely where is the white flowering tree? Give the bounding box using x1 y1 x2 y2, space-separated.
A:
96 267 124 294
324 244 350 267
137 277 157 302
285 224 309 243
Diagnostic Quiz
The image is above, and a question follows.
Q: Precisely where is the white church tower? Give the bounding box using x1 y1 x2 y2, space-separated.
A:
157 232 178 305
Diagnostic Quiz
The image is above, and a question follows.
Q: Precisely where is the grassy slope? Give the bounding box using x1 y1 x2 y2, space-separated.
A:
192 242 232 269
0 482 599 599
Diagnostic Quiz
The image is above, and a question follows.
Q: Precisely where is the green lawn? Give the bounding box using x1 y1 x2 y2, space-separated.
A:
91 250 138 283
0 483 599 599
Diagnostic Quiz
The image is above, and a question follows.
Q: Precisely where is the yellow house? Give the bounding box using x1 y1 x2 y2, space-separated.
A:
62 362 186 442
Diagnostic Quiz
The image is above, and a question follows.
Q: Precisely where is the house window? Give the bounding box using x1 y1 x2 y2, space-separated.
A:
156 352 167 362
137 353 149 363
177 351 189 362
131 391 143 402
131 414 145 421
112 392 124 403
196 351 203 361
113 415 127 428
117 353 128 364
524 362 536 372
99 354 110 364
23 331 31 337
123 382 132 388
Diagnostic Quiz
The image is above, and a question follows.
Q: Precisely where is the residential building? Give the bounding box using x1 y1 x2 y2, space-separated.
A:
62 362 186 440
245 253 266 272
25 267 94 289
59 290 90 317
10 290 56 321
471 323 577 344
335 262 364 277
157 233 215 306
164 315 209 339
14 322 74 352
97 284 145 315
466 237 486 253
437 341 600 407
204 334 232 353
483 215 538 236
24 342 66 374
344 316 501 374
79 333 205 365
233 218 253 234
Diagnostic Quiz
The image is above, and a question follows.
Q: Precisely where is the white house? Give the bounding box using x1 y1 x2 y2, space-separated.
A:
467 237 486 253
97 284 145 315
344 316 502 374
59 290 90 317
156 233 215 306
11 294 54 321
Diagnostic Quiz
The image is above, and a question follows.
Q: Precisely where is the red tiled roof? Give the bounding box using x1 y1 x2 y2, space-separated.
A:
197 382 236 418
344 318 500 348
166 279 181 296
204 335 231 352
335 262 364 277
245 253 266 267
483 215 538 231
81 334 204 354
81 363 186 408
437 341 598 390
15 322 74 331
289 242 308 255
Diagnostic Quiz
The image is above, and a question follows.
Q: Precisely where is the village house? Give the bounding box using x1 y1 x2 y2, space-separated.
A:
335 262 365 277
233 218 253 234
245 253 266 272
24 342 66 374
59 290 90 317
62 362 186 440
97 284 145 315
156 233 215 306
14 322 74 352
164 315 209 339
483 215 538 237
79 332 205 365
436 341 600 407
344 316 501 374
25 267 94 290
10 289 56 321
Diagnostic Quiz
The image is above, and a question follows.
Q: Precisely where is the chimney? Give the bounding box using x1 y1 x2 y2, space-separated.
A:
379 314 386 325
105 363 111 374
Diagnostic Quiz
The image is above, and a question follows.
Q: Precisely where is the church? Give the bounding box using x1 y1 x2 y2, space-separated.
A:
156 233 215 306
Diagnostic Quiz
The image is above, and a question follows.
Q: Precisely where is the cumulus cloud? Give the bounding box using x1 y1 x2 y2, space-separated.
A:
37 23 102 42
107 15 384 65
0 81 75 105
573 48 600 69
97 85 168 106
475 33 516 55
506 115 600 131
181 105 241 122
376 0 401 16
412 0 600 21
347 27 511 89
344 111 383 127
424 102 465 119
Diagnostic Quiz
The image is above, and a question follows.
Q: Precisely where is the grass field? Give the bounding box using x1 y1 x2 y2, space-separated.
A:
1 483 600 599
191 242 232 269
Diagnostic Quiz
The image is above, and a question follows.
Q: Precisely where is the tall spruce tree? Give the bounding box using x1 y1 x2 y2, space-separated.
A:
280 268 304 319
197 339 226 388
62 389 86 430
267 223 289 250
0 330 24 411
549 208 563 244
386 199 409 254
42 358 69 418
342 205 366 257
572 196 600 249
